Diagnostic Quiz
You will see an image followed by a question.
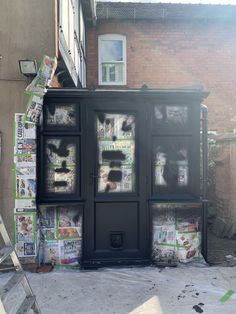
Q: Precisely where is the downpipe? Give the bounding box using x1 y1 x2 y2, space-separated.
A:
201 104 208 261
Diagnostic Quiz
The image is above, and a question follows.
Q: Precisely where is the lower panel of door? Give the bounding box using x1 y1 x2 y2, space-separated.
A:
95 202 139 254
85 202 148 262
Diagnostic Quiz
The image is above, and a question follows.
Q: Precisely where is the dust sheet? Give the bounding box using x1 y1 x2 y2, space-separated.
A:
0 265 236 314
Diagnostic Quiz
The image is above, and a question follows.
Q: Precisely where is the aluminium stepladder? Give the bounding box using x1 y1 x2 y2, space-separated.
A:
0 215 41 314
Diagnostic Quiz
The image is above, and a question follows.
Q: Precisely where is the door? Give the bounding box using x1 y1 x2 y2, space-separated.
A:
84 102 148 263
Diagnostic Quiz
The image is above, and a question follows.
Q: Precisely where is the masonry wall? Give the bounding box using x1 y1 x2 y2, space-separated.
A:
213 136 236 237
0 0 56 239
86 19 236 134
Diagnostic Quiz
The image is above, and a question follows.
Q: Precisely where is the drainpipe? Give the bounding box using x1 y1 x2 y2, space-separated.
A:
90 0 97 26
201 104 208 261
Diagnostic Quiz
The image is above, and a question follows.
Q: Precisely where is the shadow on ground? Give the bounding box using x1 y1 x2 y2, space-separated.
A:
207 229 236 266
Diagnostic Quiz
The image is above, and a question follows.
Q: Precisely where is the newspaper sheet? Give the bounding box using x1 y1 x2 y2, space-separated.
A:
59 239 82 265
25 94 44 124
14 212 36 257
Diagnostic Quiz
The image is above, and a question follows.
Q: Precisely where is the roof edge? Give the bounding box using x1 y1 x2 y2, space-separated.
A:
96 2 236 21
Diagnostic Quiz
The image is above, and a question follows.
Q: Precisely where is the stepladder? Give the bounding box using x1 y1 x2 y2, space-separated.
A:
0 214 41 314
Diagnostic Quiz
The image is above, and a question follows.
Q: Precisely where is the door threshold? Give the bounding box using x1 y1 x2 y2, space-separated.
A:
82 258 151 269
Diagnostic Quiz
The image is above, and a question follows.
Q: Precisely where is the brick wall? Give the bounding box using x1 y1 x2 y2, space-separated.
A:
213 136 236 237
86 20 236 133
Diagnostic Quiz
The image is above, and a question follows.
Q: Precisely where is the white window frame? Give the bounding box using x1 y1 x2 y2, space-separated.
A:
59 0 86 87
98 34 127 86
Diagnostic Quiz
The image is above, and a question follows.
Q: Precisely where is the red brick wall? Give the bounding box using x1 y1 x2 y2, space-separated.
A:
86 20 236 133
213 136 236 237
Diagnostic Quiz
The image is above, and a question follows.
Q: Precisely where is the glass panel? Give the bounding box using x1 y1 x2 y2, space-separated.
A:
96 113 135 193
117 63 123 82
109 65 116 82
45 137 78 194
153 105 188 131
151 203 202 265
39 205 82 266
101 63 123 83
153 137 189 194
102 65 107 82
45 104 77 127
57 206 82 239
101 39 123 62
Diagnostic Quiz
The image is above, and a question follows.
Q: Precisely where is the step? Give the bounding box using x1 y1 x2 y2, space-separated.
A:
0 246 14 264
16 295 36 314
0 271 24 303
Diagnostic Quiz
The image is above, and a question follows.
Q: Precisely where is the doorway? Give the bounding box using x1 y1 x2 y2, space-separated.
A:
84 102 148 264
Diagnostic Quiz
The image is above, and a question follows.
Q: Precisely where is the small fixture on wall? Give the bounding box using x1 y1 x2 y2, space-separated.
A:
141 84 148 91
19 59 37 77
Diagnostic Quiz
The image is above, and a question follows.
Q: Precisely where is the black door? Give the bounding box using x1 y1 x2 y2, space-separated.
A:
84 102 148 264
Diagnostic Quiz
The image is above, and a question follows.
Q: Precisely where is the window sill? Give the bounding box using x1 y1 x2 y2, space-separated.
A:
97 83 128 88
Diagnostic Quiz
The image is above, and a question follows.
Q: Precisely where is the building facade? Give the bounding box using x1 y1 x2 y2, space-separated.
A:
1 1 236 266
0 0 94 242
85 2 236 243
87 2 236 134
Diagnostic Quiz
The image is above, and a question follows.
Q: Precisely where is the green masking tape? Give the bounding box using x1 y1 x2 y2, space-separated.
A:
219 290 234 303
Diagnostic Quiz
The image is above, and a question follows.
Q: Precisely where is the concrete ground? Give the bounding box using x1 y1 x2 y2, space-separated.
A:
208 230 236 265
0 264 236 314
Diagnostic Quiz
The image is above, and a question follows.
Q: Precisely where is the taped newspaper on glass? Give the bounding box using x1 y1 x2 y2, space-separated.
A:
59 239 82 266
25 93 44 124
14 212 36 257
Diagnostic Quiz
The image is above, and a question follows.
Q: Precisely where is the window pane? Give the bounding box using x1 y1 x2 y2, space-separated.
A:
45 137 78 194
153 137 190 194
58 206 82 239
102 63 123 84
151 203 202 264
39 205 83 266
153 105 188 131
101 40 123 62
45 104 77 127
102 65 107 82
96 113 135 193
109 65 116 82
116 63 123 82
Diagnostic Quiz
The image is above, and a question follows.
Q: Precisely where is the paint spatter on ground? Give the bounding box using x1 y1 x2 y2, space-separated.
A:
193 304 203 313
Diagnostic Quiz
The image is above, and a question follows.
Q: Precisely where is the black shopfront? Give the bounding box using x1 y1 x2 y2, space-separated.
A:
38 89 208 268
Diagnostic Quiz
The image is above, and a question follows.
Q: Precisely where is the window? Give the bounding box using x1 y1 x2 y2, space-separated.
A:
59 0 86 87
98 34 126 85
150 104 200 199
40 102 81 201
